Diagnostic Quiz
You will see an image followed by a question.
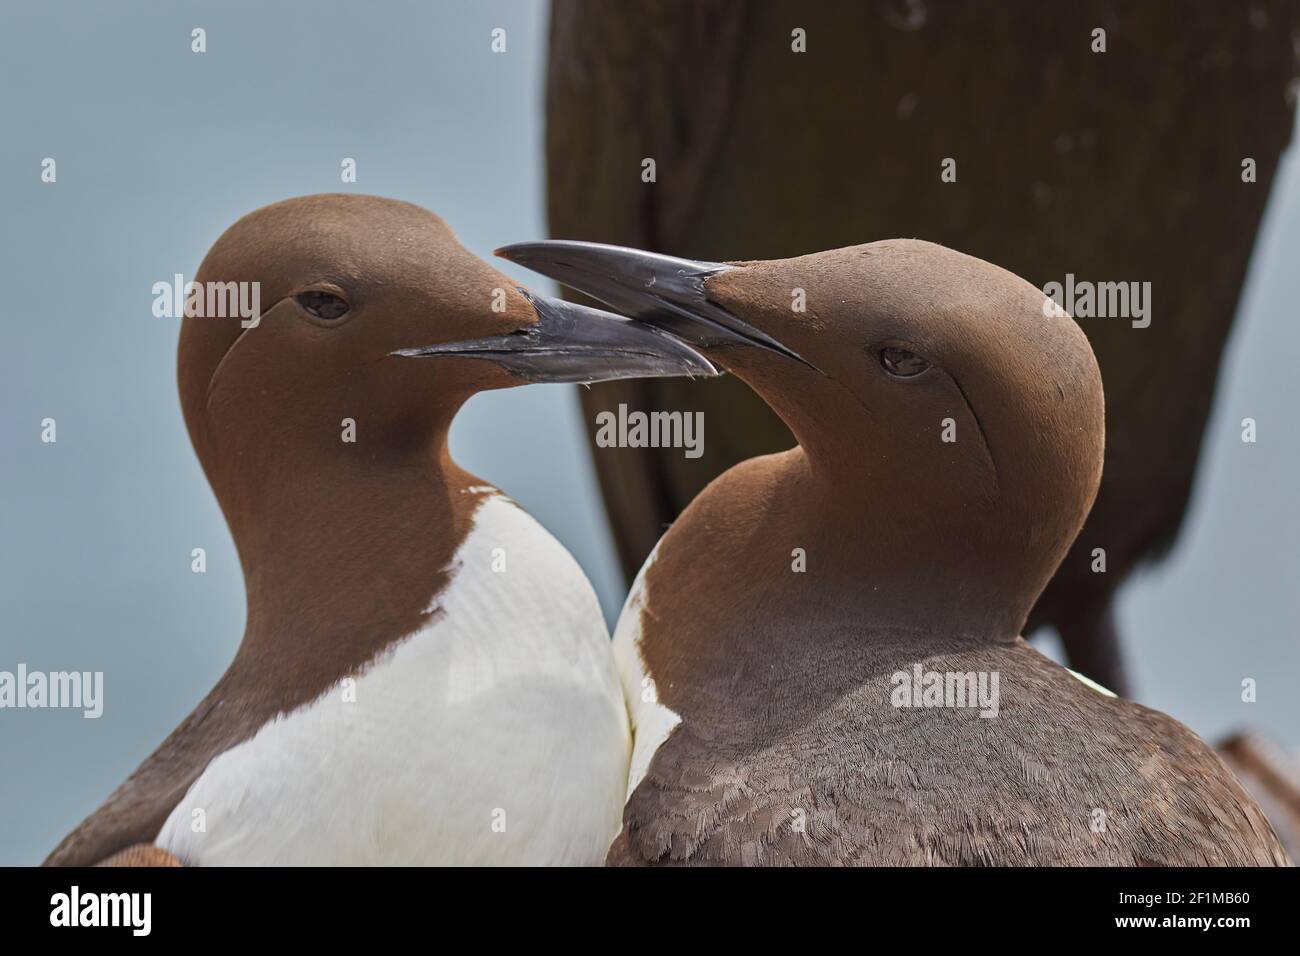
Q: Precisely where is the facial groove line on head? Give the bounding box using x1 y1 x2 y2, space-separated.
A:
204 295 288 414
950 372 1000 498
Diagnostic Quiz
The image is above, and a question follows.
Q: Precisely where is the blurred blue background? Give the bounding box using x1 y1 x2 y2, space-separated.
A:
1 1 1297 865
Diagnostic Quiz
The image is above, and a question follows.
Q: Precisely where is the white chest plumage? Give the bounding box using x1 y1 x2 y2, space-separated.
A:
156 493 630 865
611 542 682 799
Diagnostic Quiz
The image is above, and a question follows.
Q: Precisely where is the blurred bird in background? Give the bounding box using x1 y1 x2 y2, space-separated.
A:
545 0 1299 700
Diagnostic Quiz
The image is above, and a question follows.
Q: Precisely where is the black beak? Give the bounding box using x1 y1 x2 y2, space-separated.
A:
494 240 808 365
391 289 717 384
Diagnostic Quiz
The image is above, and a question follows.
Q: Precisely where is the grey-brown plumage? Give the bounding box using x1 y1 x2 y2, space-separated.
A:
609 629 1285 866
546 0 1300 694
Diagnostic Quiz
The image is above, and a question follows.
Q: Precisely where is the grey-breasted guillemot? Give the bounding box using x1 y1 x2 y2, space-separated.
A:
44 194 715 866
500 237 1289 866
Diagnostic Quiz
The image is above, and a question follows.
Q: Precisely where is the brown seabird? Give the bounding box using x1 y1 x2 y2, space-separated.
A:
500 236 1289 866
43 194 716 866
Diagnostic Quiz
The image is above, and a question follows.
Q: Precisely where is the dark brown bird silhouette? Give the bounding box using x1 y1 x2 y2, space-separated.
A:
545 0 1300 695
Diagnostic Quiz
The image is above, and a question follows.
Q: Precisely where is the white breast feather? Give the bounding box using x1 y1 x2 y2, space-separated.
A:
612 541 683 798
155 494 631 865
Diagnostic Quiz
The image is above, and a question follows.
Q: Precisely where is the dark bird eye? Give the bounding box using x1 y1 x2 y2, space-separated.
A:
880 346 929 377
296 290 350 320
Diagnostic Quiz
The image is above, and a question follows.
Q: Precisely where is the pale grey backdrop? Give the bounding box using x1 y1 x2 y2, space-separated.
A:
2 1 1297 865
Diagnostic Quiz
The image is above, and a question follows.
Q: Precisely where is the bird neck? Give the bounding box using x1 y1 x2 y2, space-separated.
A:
715 447 1033 642
712 362 1045 640
218 420 479 685
637 449 1025 736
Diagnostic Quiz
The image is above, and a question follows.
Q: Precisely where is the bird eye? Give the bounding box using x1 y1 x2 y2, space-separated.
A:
296 290 350 321
880 346 929 377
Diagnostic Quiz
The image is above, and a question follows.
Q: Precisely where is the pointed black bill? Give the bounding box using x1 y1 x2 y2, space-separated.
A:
391 289 717 385
494 240 808 365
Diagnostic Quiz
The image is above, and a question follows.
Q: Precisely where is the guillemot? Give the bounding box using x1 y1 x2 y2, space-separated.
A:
500 237 1289 866
44 194 716 866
